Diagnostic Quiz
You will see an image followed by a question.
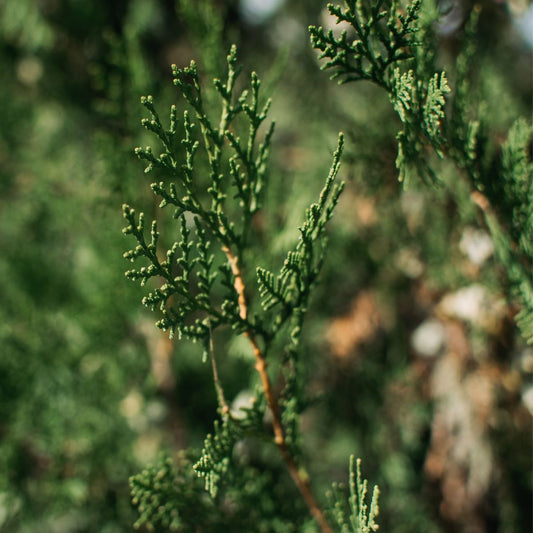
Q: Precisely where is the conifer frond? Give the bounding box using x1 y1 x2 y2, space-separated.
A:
310 0 422 88
255 134 345 339
310 1 532 341
193 417 242 497
124 44 344 533
310 0 450 184
123 46 276 350
327 456 380 532
130 454 210 531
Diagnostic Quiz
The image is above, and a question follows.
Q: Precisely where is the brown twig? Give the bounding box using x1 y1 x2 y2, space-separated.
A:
470 190 491 213
207 322 230 416
222 245 333 533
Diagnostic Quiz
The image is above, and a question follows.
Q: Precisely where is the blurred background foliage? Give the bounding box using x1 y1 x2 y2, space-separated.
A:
0 0 531 531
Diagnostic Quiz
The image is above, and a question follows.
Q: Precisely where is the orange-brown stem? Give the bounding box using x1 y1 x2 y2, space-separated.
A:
222 245 332 533
471 190 490 213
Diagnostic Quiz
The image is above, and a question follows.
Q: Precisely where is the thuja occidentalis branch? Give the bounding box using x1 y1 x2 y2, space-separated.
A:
222 245 333 533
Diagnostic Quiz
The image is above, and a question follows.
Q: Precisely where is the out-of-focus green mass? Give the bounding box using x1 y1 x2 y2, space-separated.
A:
0 0 531 531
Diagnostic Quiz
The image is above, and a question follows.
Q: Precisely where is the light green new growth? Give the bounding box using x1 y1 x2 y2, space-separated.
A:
349 457 380 533
328 456 380 532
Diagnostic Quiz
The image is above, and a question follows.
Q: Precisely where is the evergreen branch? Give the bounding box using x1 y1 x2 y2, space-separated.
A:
194 417 241 497
310 1 449 185
124 45 346 531
124 46 276 345
309 0 421 88
311 2 532 340
222 243 334 533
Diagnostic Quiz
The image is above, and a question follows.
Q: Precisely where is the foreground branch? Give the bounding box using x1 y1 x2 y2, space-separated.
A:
222 245 333 533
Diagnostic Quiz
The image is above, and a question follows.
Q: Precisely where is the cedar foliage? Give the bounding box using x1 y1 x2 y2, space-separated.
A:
310 0 532 343
1 0 531 531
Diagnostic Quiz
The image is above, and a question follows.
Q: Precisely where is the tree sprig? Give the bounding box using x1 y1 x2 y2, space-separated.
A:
310 0 532 341
124 44 346 532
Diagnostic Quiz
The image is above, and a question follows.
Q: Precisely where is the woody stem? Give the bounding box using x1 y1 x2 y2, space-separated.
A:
222 245 333 533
